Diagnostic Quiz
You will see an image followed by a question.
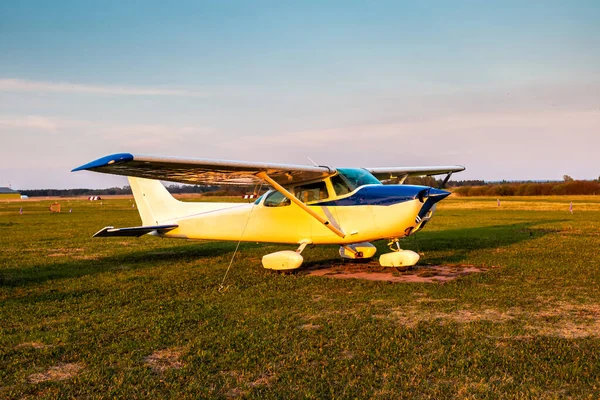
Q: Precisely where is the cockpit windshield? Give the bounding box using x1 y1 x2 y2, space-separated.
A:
331 168 381 195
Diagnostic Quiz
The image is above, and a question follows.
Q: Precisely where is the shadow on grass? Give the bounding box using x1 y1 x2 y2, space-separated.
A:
404 220 566 265
0 241 251 288
303 220 566 268
1 220 565 287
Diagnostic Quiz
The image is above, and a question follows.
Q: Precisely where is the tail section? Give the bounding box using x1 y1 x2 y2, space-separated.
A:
128 176 244 227
128 177 182 225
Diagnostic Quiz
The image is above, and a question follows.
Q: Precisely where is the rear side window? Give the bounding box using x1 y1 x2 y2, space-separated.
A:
264 191 290 207
294 181 328 203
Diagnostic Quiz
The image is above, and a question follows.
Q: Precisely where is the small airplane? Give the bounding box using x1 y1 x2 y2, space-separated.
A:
73 153 464 270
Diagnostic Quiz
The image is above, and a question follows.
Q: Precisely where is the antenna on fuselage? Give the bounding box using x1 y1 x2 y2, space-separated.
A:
307 157 318 167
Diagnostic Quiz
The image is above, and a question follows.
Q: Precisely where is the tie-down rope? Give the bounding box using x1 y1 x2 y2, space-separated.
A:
218 182 263 292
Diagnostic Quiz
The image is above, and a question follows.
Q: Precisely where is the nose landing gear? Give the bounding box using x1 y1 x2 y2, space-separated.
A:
379 238 420 268
339 242 377 260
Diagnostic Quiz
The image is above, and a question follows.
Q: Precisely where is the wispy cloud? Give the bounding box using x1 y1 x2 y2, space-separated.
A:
0 114 213 152
0 78 205 97
215 108 599 168
0 115 64 132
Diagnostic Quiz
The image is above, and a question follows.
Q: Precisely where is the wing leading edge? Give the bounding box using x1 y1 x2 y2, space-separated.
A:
73 153 465 186
72 153 335 186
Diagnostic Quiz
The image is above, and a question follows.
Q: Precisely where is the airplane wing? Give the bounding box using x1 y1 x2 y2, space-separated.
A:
72 153 335 186
367 166 465 183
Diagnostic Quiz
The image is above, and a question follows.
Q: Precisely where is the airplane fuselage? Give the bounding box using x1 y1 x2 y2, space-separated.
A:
160 184 447 245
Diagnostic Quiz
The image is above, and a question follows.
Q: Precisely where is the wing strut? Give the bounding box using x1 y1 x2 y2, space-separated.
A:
256 172 346 238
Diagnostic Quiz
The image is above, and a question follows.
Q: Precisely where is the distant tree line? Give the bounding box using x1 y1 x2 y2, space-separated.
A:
20 183 269 198
21 184 226 197
21 187 133 197
454 179 600 197
405 176 485 187
448 180 486 187
20 177 600 198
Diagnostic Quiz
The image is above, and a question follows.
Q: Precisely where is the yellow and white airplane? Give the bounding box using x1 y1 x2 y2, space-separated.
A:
73 153 464 270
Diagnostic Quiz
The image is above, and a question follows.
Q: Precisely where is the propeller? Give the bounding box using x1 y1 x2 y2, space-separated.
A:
415 188 450 223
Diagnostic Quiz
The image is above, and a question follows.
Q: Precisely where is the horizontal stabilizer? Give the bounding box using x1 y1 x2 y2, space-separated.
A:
93 224 178 237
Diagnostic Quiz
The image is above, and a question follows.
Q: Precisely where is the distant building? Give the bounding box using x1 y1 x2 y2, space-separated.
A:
0 187 21 200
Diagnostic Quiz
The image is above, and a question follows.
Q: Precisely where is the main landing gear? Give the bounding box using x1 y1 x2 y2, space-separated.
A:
339 240 419 269
261 238 420 272
261 242 308 271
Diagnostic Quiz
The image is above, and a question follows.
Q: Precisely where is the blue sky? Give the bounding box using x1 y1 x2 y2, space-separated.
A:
1 1 599 189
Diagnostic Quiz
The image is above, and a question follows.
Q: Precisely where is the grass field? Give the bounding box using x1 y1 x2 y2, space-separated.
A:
1 196 599 399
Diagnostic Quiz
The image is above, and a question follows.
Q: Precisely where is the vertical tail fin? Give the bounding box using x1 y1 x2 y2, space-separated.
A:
128 177 180 225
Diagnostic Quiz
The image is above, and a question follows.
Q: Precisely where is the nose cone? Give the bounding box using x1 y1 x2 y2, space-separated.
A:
428 188 451 203
415 187 450 225
417 187 451 203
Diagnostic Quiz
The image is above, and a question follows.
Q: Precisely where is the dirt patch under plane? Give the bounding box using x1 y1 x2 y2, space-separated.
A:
28 363 84 383
15 342 50 350
144 348 184 373
301 261 492 283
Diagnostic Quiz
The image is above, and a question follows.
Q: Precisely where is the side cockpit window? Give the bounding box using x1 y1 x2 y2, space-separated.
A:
263 181 331 207
331 174 351 196
333 168 381 195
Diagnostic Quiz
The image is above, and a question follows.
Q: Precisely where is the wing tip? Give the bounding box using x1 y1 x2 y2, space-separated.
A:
72 153 134 172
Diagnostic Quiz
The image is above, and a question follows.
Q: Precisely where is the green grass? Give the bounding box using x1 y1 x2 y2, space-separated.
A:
1 196 600 399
